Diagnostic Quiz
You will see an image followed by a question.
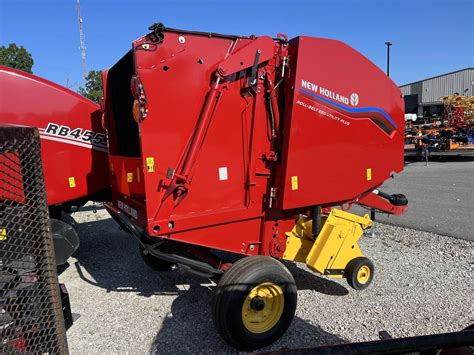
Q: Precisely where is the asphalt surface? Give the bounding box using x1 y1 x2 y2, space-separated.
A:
355 155 474 241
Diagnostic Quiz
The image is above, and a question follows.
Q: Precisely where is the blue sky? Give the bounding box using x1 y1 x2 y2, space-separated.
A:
0 0 472 89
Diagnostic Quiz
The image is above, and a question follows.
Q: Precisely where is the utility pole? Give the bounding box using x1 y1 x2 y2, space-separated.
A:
76 0 87 81
384 41 392 77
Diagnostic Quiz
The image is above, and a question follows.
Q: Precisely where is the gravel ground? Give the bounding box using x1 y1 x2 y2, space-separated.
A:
60 205 473 353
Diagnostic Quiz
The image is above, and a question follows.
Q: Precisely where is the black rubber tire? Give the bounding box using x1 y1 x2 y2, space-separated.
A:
139 243 176 272
345 257 374 290
212 256 297 351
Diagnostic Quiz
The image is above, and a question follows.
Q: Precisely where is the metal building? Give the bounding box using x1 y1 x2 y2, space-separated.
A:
400 68 474 119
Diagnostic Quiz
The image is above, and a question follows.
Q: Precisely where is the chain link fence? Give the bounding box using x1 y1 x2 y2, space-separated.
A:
0 126 68 354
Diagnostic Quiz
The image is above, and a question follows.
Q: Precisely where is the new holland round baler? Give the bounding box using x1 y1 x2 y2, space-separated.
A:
98 24 409 350
0 66 110 264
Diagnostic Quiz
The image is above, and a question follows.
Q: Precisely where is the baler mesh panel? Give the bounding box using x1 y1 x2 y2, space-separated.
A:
0 127 68 354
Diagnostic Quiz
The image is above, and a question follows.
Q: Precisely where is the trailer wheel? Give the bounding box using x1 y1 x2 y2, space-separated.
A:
139 243 176 272
345 257 374 290
212 256 296 350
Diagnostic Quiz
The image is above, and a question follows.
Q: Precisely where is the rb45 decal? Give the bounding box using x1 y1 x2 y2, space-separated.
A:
42 123 107 151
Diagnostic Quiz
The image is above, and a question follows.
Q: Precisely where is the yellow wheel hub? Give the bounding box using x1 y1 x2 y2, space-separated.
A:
242 282 284 334
357 265 370 284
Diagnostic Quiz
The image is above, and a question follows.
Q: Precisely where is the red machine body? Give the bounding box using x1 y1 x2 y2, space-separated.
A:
0 66 110 208
103 26 405 257
279 36 404 209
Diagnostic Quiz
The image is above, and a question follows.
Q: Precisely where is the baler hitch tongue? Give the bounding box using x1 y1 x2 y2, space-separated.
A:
284 209 375 290
374 189 408 206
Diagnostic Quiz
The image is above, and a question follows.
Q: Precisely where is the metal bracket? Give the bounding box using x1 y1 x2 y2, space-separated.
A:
147 22 165 44
324 269 345 276
248 49 261 87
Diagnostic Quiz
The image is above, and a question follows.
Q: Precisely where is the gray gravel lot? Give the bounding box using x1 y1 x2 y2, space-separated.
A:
61 206 473 353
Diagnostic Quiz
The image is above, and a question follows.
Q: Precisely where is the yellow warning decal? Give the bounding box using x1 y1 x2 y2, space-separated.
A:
291 176 299 190
68 177 76 188
146 157 155 173
0 228 6 241
127 172 134 183
366 168 372 181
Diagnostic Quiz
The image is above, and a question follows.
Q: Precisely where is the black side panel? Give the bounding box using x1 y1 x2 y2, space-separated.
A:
107 51 140 157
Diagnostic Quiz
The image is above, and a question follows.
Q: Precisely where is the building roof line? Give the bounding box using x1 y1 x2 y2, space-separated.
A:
399 67 474 88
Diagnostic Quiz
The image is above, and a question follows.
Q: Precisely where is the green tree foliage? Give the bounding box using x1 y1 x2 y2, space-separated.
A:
0 43 34 73
78 70 103 104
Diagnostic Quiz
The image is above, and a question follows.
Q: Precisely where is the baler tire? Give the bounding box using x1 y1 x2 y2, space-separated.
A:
138 244 176 272
212 256 297 351
345 257 374 290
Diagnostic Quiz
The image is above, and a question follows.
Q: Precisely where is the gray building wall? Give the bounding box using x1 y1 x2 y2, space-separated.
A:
400 68 474 110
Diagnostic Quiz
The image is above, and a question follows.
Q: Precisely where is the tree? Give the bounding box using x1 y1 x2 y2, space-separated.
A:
78 70 103 104
0 43 34 73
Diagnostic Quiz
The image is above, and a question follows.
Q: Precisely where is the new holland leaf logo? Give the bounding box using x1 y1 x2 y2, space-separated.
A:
350 93 359 106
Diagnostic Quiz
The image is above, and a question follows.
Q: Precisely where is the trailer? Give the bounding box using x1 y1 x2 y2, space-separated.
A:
100 23 408 350
404 94 474 160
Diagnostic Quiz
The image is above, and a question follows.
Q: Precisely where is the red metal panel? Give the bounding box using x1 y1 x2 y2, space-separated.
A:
161 217 263 255
0 151 25 203
128 32 273 238
0 66 109 206
108 155 145 200
104 28 406 256
277 37 405 210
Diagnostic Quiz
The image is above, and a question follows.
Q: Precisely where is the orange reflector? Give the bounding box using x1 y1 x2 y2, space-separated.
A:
132 99 141 123
101 112 107 130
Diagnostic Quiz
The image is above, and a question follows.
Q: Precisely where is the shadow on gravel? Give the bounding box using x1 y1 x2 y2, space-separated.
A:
149 284 346 353
285 263 349 296
67 216 207 297
68 216 347 351
69 217 350 298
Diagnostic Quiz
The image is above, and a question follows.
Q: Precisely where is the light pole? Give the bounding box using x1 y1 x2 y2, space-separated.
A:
385 41 392 77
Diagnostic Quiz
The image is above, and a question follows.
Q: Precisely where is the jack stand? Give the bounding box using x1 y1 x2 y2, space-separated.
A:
366 208 376 238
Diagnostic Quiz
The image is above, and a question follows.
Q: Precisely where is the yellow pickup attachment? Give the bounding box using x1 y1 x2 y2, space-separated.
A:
283 209 374 289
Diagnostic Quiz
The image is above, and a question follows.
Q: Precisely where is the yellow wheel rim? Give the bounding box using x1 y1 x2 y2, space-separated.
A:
357 265 371 284
241 282 284 334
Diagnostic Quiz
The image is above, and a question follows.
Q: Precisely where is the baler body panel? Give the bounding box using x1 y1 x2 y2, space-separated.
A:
0 66 110 206
104 28 405 256
278 37 404 210
135 33 262 218
104 32 274 254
